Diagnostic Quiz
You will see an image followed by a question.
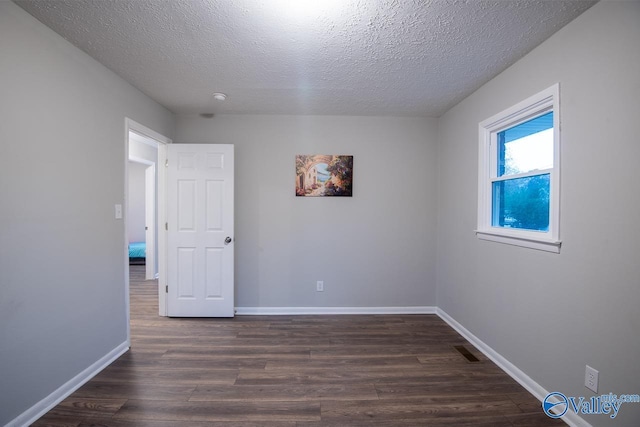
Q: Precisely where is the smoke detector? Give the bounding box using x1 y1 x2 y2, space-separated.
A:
212 92 227 101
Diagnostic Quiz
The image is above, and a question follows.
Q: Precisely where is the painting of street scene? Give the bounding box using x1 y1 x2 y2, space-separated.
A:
296 155 353 197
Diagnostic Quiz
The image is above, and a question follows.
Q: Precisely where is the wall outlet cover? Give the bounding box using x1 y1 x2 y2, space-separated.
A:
585 365 599 393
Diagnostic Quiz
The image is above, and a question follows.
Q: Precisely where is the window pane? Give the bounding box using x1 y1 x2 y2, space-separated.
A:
492 174 550 231
498 112 553 177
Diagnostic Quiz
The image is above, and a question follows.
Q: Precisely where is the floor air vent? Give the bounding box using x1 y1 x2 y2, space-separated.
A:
454 345 480 363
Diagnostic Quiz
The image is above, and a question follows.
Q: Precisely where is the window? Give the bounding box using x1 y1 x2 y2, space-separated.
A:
477 84 561 253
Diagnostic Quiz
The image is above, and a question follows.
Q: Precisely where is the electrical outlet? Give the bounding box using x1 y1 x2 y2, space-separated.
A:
316 281 324 292
585 365 599 393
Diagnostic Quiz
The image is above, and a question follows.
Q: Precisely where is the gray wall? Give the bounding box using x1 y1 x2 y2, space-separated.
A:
436 2 640 426
175 115 438 309
0 2 173 424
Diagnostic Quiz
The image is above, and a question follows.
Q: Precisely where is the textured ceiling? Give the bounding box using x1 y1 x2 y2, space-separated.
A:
15 0 596 117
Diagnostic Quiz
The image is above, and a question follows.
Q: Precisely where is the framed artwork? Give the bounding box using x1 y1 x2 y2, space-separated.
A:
295 155 353 197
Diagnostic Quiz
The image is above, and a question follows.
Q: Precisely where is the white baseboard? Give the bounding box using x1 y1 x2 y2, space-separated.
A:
6 341 129 427
435 308 591 427
235 306 437 316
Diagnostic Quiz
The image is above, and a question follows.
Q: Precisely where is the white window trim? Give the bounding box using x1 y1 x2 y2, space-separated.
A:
476 84 561 253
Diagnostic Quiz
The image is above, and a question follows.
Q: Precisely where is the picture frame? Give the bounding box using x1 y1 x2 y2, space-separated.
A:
295 154 353 197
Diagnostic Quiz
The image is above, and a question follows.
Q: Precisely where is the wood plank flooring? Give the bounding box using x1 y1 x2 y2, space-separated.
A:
32 266 562 426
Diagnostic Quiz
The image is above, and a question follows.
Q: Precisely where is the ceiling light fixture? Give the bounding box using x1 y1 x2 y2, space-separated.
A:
212 92 227 101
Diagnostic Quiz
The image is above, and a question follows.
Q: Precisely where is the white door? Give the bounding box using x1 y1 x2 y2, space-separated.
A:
167 144 234 317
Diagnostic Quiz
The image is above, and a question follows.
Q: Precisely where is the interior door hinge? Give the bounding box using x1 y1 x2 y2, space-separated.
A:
165 222 168 231
165 285 168 293
165 158 169 167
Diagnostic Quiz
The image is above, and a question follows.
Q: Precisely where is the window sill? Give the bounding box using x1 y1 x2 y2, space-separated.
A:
476 230 561 253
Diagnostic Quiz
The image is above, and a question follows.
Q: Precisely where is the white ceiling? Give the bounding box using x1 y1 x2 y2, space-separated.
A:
15 0 596 117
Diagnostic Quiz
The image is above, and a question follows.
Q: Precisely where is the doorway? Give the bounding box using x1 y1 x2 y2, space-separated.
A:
124 119 171 341
128 155 156 280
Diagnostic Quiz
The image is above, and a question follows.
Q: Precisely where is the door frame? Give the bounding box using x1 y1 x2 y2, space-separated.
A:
124 119 171 334
144 163 157 280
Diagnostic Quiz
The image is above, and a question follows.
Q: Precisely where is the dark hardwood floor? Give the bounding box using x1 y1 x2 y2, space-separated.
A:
32 266 562 426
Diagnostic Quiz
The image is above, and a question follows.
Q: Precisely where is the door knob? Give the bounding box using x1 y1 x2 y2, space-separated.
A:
224 237 232 245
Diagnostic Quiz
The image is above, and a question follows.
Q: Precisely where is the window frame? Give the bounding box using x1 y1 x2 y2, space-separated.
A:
476 84 561 253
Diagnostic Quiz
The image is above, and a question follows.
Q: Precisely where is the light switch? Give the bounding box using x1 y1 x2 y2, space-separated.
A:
115 204 123 219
